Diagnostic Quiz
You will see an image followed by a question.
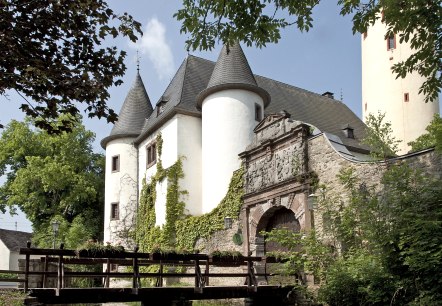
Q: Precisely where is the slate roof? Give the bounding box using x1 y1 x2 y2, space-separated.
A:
0 228 32 252
101 72 153 147
131 53 368 152
197 43 270 106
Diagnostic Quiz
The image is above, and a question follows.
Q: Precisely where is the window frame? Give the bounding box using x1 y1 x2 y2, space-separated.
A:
255 103 263 122
146 141 157 168
110 202 119 220
111 155 120 173
387 34 396 50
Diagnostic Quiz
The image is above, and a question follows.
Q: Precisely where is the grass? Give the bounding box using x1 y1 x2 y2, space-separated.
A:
0 289 27 306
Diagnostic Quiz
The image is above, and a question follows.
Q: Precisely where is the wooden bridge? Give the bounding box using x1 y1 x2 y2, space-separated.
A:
8 242 296 305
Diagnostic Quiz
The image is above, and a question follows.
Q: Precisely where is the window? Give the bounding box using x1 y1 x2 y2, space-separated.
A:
146 142 157 168
404 93 409 102
387 34 396 50
255 103 263 121
157 102 166 116
365 102 367 112
363 32 367 40
111 155 120 172
111 203 119 220
110 264 118 272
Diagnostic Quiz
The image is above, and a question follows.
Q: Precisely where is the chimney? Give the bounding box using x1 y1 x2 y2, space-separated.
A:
322 91 334 99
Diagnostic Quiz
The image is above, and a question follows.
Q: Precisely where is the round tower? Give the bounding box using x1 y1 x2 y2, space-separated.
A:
197 43 270 213
101 72 153 246
362 19 439 154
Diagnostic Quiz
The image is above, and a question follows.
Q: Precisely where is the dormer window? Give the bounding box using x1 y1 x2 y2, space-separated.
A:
157 95 169 117
342 124 355 139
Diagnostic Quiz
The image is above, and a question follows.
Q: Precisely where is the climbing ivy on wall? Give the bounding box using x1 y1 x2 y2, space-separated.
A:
135 133 244 252
135 133 187 251
175 167 244 250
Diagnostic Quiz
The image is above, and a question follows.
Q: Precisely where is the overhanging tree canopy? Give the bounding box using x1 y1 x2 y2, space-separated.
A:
0 0 141 133
175 0 441 103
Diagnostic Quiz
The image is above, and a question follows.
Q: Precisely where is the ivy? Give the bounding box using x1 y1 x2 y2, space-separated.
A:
135 133 244 253
175 167 244 250
135 133 187 252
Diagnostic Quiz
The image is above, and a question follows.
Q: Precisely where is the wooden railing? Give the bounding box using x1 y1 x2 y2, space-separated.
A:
18 242 280 294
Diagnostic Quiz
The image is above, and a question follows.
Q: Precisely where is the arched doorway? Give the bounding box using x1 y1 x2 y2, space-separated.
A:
264 207 300 253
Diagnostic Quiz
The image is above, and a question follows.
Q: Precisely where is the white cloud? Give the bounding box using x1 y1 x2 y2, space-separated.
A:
132 18 175 80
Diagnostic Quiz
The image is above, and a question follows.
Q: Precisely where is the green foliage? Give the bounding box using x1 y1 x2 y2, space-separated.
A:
0 118 104 248
0 0 142 132
408 114 442 152
362 111 401 160
175 167 244 250
263 229 334 282
265 162 442 304
135 133 188 251
319 163 442 305
0 289 27 306
75 241 125 256
176 1 441 104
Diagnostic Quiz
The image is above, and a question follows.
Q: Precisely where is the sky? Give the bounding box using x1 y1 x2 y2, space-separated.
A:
0 1 440 232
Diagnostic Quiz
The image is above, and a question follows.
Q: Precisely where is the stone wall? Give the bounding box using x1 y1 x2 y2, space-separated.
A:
18 259 61 288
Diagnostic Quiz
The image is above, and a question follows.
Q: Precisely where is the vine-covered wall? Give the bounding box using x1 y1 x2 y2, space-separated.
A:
135 133 244 252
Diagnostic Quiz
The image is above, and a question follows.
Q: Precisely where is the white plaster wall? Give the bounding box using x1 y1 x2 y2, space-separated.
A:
0 240 10 270
155 179 168 226
138 117 178 227
362 20 439 154
104 137 138 246
202 89 263 213
177 114 202 216
9 251 20 271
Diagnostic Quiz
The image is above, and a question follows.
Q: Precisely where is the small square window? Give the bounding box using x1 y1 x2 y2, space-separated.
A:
146 142 157 168
387 34 396 50
255 103 262 121
111 155 120 172
404 93 409 102
111 203 119 220
110 264 118 272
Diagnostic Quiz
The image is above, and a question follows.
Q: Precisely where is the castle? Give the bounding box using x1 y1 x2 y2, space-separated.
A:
101 34 439 250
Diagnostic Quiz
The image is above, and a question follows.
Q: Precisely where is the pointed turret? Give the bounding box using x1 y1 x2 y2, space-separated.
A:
197 42 270 107
101 72 153 148
200 43 269 213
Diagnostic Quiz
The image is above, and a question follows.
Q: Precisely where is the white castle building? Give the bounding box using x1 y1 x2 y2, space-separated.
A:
102 40 439 245
362 19 439 154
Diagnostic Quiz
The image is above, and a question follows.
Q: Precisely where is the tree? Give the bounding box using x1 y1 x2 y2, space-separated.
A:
362 111 401 160
264 164 442 305
0 117 104 248
408 114 442 152
175 0 441 103
0 0 141 133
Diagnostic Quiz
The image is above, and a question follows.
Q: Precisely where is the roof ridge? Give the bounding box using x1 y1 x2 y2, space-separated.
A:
176 57 190 108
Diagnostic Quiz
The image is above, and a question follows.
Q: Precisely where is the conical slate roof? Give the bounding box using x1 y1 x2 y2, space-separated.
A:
197 43 270 106
101 72 153 148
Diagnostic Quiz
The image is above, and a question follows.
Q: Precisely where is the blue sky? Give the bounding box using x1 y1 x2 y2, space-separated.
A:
0 1 439 232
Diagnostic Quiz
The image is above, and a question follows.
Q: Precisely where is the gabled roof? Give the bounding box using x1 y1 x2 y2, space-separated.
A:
196 43 270 107
101 72 153 148
0 228 32 252
132 54 368 151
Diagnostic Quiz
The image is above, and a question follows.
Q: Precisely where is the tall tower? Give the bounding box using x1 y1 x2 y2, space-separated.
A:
361 20 439 154
101 72 153 246
197 43 270 213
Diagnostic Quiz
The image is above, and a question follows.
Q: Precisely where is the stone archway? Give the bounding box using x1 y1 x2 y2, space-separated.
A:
264 207 300 253
248 193 306 256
